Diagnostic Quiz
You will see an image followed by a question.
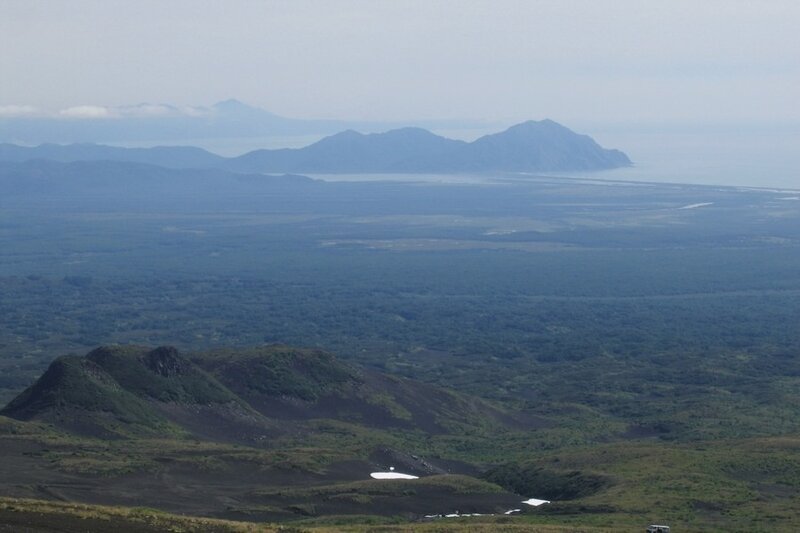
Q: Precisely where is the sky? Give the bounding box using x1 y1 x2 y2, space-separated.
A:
1 0 799 126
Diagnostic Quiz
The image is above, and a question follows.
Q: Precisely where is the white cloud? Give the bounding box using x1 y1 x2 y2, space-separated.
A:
53 103 212 119
118 103 175 117
59 105 115 119
0 104 39 117
179 105 212 118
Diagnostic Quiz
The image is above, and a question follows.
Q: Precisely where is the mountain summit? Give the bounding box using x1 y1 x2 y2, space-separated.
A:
463 120 631 172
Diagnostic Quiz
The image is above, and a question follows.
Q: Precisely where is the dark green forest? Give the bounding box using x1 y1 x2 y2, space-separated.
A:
3 169 800 440
3 164 800 529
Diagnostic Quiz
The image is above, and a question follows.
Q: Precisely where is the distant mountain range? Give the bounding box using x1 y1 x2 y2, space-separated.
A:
0 99 482 144
227 120 630 173
0 159 321 215
0 119 630 173
0 142 225 169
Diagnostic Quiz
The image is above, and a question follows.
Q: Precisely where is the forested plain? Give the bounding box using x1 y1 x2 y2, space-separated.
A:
2 162 800 529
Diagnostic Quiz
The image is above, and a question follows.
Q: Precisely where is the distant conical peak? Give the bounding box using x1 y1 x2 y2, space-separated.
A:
211 99 274 116
213 98 250 109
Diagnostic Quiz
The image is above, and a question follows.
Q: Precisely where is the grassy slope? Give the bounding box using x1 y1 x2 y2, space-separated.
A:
0 497 269 533
3 408 799 531
0 355 183 438
194 346 363 402
504 437 800 532
87 345 239 404
1 348 799 531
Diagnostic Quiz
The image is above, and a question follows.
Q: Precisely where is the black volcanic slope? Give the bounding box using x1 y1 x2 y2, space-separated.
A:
0 345 529 441
0 119 630 173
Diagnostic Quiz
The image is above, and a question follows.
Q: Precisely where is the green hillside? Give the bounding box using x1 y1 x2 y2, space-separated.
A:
2 344 800 530
0 354 180 438
2 345 522 439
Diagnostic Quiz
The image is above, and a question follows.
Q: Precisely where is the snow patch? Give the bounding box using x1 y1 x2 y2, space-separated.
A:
522 498 550 506
370 471 418 480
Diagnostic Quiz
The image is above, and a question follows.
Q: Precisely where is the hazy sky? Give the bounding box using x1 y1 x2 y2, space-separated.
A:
1 0 798 124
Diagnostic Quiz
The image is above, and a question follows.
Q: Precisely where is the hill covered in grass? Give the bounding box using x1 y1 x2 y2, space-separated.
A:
0 345 561 524
0 345 529 441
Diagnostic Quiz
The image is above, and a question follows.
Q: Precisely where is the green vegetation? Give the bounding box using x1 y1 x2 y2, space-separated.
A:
484 465 611 501
0 344 521 451
0 355 183 438
3 172 800 529
196 346 361 401
88 345 239 404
